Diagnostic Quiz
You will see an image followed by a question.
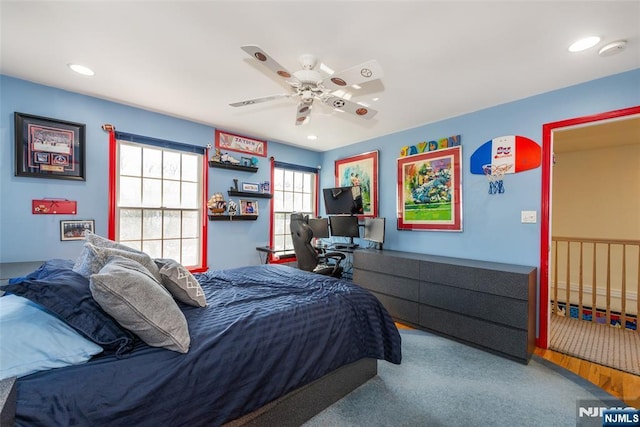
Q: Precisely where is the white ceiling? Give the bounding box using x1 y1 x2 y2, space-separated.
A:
1 1 639 152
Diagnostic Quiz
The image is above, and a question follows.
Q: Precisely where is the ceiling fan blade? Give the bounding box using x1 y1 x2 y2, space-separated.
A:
241 45 298 84
321 59 383 92
295 100 313 126
229 93 292 107
323 96 378 119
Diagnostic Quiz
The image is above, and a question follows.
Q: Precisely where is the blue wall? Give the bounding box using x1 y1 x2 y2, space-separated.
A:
2 70 638 269
0 75 321 268
321 69 640 267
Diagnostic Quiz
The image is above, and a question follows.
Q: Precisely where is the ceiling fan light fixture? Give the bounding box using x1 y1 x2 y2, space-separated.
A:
294 69 323 84
234 45 382 125
568 36 601 52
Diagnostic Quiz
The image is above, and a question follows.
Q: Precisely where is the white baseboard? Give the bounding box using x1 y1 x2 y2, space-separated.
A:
552 280 638 315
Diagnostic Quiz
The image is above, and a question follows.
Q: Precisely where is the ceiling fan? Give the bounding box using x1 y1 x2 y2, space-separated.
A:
230 45 383 126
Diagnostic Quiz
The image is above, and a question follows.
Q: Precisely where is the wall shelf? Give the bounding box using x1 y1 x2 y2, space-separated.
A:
228 190 272 199
208 214 258 221
208 161 258 173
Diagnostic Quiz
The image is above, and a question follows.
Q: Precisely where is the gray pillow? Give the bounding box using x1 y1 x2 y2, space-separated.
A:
154 259 207 308
73 242 162 283
84 231 138 252
89 255 190 353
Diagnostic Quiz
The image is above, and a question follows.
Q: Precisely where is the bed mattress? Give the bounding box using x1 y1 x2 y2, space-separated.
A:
15 264 401 426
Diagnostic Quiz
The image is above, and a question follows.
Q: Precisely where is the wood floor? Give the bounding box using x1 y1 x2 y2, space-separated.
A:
395 323 640 407
534 346 640 408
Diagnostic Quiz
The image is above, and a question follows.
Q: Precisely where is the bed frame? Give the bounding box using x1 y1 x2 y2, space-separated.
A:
225 358 377 426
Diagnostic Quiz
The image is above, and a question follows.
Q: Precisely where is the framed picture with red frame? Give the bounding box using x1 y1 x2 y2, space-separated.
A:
215 130 266 157
334 150 378 218
396 146 462 231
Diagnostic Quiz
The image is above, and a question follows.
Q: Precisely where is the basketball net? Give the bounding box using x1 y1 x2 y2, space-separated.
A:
482 164 512 194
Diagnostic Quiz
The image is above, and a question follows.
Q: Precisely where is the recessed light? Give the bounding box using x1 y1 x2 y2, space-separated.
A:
568 36 601 53
307 135 317 140
68 63 95 76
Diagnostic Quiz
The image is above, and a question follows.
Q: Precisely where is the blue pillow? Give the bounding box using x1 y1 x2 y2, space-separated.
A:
3 260 135 355
10 258 74 281
0 294 104 379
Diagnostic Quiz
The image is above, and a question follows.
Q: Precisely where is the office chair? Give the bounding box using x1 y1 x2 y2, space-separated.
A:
290 213 345 277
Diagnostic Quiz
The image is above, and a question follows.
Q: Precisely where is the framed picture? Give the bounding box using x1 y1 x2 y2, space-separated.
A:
335 150 378 218
15 112 86 181
215 129 266 157
240 200 258 215
60 219 95 241
241 157 252 167
241 182 260 192
396 146 462 231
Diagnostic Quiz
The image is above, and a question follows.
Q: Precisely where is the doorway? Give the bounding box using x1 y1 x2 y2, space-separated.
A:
538 105 640 348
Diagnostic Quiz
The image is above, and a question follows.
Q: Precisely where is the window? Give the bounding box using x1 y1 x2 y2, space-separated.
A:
271 162 318 257
110 133 206 270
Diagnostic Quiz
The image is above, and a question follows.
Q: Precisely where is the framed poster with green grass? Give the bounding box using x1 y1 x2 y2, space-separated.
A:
397 146 462 231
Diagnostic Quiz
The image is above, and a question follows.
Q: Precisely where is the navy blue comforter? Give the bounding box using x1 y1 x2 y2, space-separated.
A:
16 264 401 426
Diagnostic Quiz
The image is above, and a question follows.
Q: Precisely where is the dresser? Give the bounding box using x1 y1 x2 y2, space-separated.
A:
353 249 537 363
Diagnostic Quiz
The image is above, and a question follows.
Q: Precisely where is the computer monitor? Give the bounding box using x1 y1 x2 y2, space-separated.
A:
323 187 362 215
364 217 385 248
308 217 329 239
329 215 360 247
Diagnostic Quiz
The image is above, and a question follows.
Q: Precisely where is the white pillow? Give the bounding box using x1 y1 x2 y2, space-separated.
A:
155 258 207 307
0 294 103 380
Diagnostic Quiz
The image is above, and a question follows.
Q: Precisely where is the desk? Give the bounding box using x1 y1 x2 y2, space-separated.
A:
314 243 359 253
255 246 277 264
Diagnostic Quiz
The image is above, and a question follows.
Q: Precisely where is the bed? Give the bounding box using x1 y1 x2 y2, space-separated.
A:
1 249 401 426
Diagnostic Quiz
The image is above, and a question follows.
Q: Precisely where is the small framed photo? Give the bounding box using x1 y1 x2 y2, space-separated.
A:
241 157 252 167
60 219 95 241
241 182 260 192
240 200 258 215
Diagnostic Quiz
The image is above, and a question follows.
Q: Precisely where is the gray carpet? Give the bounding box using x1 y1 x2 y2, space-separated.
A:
304 329 624 427
550 315 640 376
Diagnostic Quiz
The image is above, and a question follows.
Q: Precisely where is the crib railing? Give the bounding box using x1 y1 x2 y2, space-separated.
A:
551 236 639 329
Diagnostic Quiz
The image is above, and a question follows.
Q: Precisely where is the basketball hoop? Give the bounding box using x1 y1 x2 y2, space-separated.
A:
482 164 512 194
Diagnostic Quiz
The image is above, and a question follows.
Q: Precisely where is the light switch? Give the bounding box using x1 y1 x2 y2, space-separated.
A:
521 210 537 224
